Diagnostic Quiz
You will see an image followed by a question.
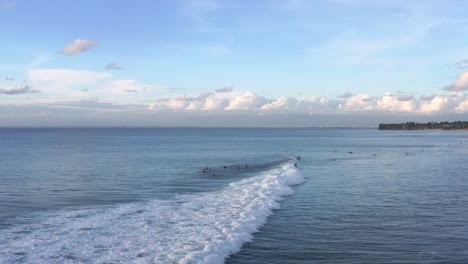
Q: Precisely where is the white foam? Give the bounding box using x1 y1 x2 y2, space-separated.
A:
0 163 304 264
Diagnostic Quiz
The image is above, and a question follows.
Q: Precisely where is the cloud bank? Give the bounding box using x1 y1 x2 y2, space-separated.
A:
147 91 468 115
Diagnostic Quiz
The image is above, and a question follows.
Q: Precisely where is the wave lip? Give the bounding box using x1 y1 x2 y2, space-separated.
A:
0 163 304 264
182 163 304 264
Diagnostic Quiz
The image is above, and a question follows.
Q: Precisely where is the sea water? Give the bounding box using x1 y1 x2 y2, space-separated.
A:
0 128 467 263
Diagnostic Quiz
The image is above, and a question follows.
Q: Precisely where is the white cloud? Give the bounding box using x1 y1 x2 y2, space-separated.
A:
419 93 466 113
339 94 375 112
261 96 298 111
300 96 340 113
376 93 415 112
28 68 111 92
443 72 468 91
168 96 192 110
262 96 339 113
143 88 468 117
112 80 143 93
62 39 97 55
203 96 229 110
455 100 468 113
225 92 269 110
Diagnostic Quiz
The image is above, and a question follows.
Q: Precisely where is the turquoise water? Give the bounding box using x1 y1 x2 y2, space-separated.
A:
0 128 467 263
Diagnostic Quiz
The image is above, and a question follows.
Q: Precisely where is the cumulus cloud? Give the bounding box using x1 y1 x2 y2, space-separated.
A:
215 86 233 93
419 93 466 113
105 63 123 70
0 84 40 95
443 72 468 91
146 88 468 116
337 93 418 113
225 92 269 110
261 96 298 111
260 96 339 113
376 93 415 112
339 94 375 112
62 39 97 55
202 96 229 110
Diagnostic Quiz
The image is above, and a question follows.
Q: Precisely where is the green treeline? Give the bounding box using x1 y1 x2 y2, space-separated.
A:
378 121 468 130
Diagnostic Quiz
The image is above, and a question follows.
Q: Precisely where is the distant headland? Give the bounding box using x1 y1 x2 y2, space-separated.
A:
378 121 468 130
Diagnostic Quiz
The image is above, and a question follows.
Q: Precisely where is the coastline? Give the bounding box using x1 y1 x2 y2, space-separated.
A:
378 121 468 131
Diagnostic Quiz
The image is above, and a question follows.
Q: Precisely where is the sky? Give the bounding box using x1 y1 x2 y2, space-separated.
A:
1 0 468 127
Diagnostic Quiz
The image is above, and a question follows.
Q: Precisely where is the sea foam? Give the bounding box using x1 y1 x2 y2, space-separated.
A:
0 163 304 264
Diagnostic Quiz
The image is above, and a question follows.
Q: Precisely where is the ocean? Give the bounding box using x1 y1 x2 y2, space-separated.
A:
0 128 467 263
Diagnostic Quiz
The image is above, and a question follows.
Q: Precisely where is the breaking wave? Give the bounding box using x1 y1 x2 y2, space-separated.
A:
0 163 304 264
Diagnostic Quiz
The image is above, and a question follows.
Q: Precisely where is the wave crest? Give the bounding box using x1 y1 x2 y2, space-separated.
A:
0 163 304 264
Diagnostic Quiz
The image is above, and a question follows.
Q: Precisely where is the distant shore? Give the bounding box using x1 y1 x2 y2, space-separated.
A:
378 121 468 130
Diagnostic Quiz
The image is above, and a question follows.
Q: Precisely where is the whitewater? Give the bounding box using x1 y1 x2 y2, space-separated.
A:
0 163 304 263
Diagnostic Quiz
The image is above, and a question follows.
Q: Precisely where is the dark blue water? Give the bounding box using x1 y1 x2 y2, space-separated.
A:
0 128 467 263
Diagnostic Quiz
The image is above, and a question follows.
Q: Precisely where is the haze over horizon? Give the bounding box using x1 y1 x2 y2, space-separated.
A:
1 0 468 127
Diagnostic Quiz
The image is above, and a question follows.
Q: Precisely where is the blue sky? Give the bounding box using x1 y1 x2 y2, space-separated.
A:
1 0 468 127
